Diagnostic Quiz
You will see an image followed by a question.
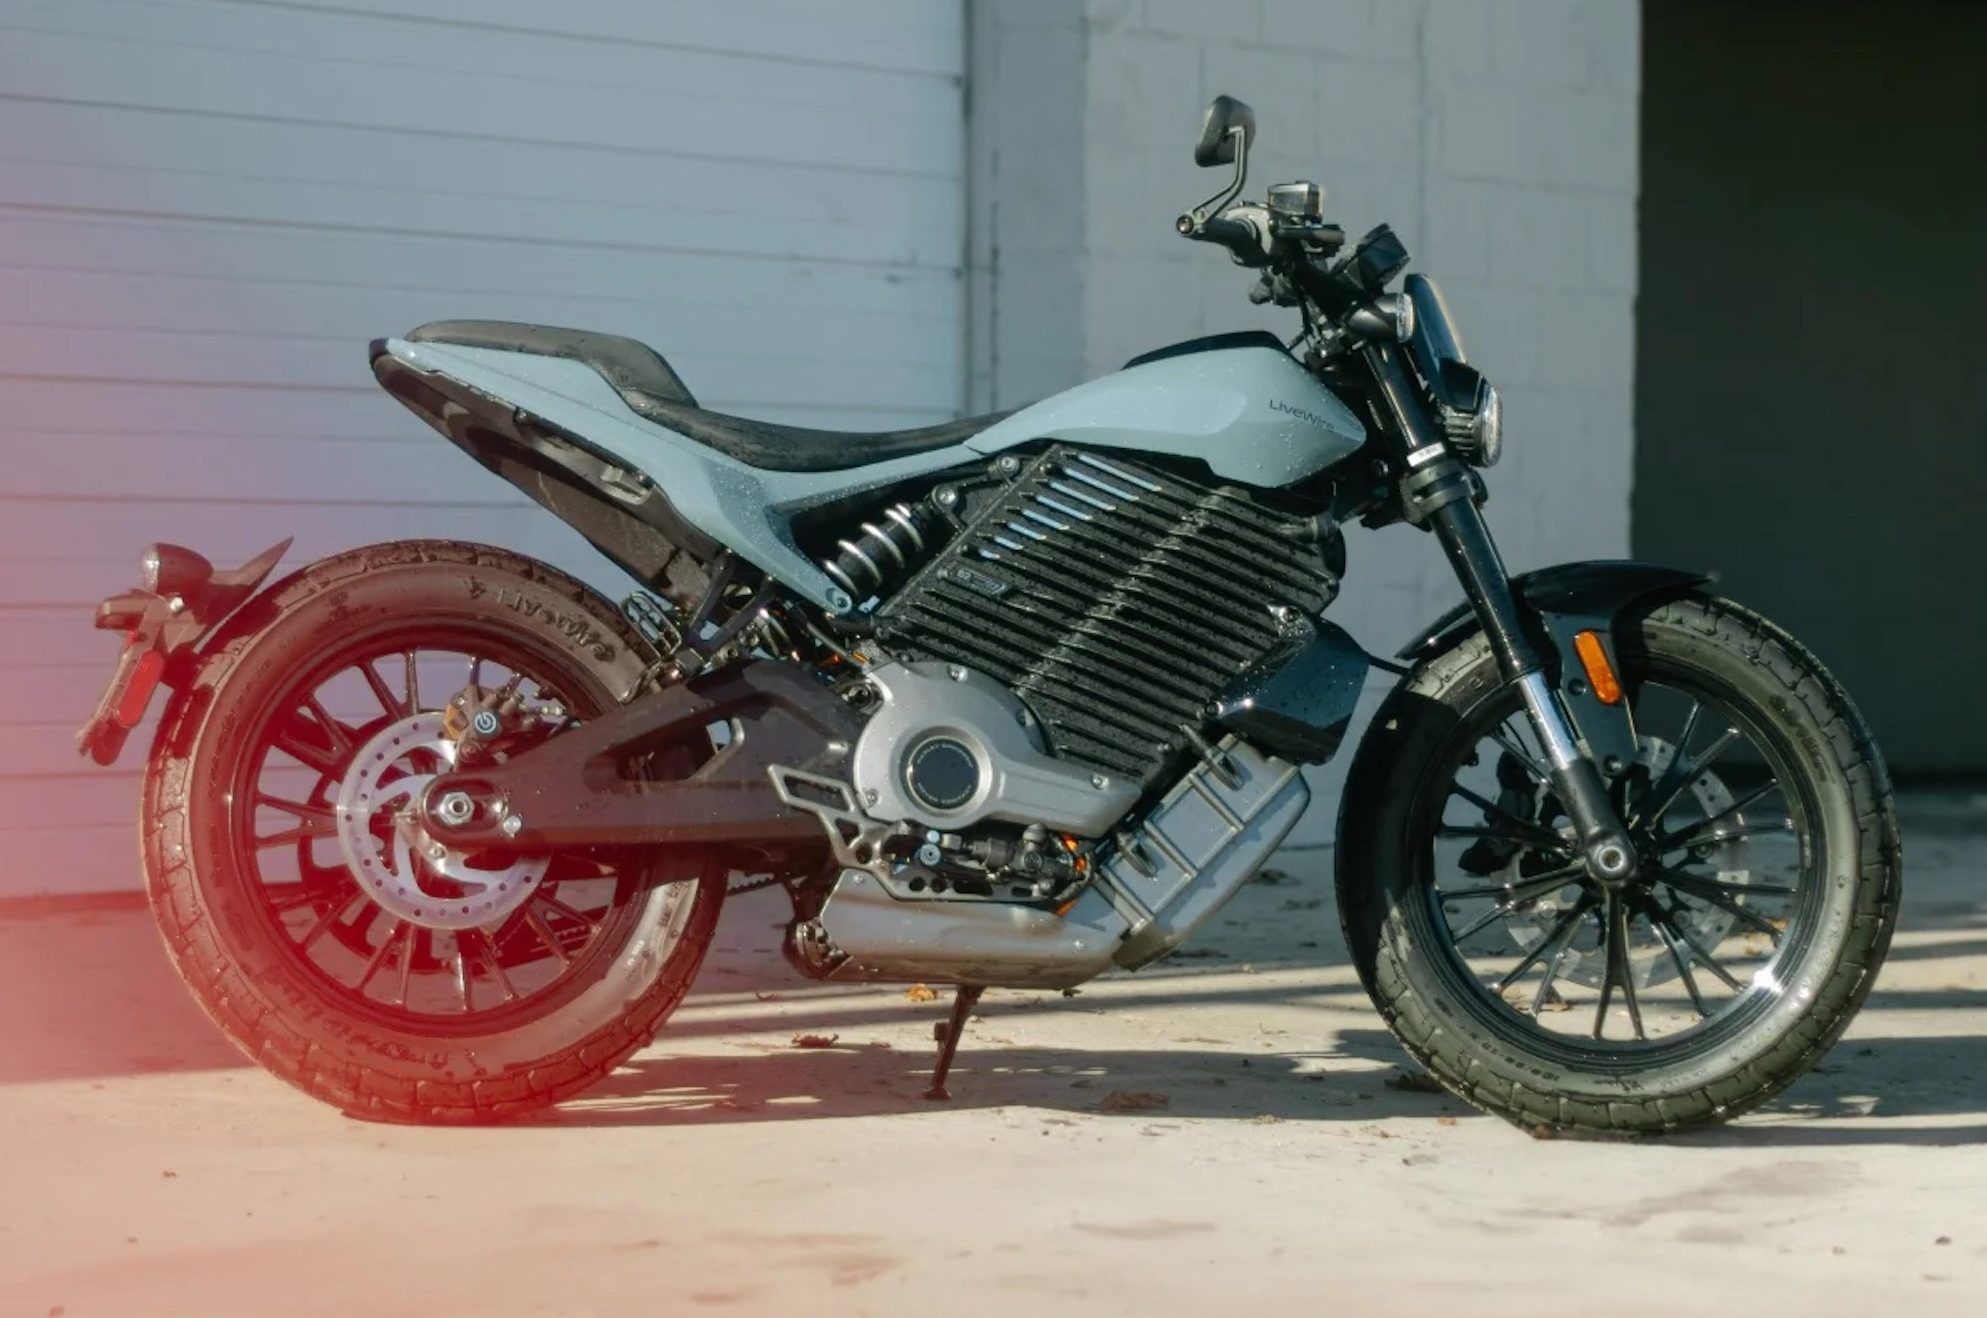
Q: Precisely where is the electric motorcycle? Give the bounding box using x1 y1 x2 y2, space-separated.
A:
78 97 1900 1132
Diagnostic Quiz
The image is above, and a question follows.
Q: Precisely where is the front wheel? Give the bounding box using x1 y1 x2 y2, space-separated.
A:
1337 594 1900 1134
143 541 725 1123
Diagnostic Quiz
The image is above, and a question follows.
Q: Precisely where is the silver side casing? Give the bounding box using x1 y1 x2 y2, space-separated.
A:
815 737 1309 989
849 660 1138 837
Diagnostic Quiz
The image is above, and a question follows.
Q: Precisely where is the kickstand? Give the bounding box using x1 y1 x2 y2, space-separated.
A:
923 985 984 1101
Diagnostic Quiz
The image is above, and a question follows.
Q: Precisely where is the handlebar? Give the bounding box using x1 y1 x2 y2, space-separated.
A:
1176 211 1260 262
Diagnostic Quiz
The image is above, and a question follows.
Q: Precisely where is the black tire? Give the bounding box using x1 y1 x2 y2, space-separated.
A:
1337 593 1901 1134
141 540 725 1123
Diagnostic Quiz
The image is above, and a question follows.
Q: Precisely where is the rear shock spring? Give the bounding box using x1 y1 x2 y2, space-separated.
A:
819 502 932 602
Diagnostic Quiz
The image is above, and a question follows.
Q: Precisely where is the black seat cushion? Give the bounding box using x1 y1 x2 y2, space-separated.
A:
408 320 698 407
629 397 1010 472
408 318 1007 473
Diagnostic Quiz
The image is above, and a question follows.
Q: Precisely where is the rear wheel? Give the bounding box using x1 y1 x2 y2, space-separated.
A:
1337 594 1900 1133
143 540 724 1123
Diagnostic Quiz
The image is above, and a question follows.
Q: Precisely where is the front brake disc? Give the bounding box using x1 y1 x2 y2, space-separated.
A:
1494 735 1752 990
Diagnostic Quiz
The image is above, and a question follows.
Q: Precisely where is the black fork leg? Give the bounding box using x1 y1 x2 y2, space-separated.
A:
1428 498 1636 884
924 985 984 1102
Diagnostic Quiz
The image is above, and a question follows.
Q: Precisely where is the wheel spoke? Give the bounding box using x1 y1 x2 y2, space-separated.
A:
360 660 407 718
1650 897 1746 990
1448 784 1569 853
1638 893 1709 1017
1605 893 1646 1041
475 928 518 1004
537 893 602 933
267 882 341 913
298 892 355 951
1494 893 1595 994
1436 824 1575 857
1487 723 1549 784
523 906 572 968
404 650 422 713
392 927 417 1006
1439 863 1585 903
269 709 344 775
1642 725 1741 826
302 693 355 757
1653 866 1786 941
1529 901 1588 1018
1654 863 1797 898
254 794 337 848
356 920 406 991
452 941 472 1013
1656 780 1784 852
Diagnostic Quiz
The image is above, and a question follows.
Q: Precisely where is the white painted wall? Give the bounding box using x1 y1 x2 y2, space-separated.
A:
2 0 1641 891
972 0 1641 843
0 0 966 894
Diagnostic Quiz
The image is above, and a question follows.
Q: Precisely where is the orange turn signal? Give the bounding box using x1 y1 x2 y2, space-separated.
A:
1572 630 1623 706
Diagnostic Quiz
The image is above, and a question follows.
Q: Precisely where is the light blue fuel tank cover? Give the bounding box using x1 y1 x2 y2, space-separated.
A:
966 342 1365 486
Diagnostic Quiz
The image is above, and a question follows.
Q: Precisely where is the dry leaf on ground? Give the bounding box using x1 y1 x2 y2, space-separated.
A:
904 984 939 1003
789 1033 840 1049
1095 1089 1171 1113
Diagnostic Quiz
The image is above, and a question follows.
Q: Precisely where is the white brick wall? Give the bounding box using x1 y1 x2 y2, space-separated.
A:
974 0 1641 842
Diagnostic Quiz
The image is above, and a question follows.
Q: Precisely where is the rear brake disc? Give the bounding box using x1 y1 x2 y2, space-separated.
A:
332 712 548 931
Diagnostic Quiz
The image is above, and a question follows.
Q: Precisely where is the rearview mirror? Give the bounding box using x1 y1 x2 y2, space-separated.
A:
1194 95 1256 168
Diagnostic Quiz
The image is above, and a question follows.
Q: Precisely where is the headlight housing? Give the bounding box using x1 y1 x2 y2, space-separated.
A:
1440 379 1503 468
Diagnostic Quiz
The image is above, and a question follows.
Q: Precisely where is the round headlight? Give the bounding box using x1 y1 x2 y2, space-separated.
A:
1472 383 1503 467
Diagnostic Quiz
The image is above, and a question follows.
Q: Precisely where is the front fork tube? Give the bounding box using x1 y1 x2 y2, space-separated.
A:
1429 498 1637 883
1359 339 1636 882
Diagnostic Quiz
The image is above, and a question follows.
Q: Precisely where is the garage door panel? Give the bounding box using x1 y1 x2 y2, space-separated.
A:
0 213 961 320
0 0 965 896
0 504 545 606
0 158 962 273
0 100 964 243
0 723 123 779
6 1 961 105
0 269 957 369
235 0 965 76
0 378 404 439
0 326 962 417
0 30 960 176
0 770 147 830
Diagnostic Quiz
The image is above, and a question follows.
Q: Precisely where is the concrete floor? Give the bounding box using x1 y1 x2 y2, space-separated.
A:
1 795 1983 1317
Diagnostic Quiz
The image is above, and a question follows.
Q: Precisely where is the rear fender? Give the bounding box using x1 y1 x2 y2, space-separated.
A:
1395 560 1711 770
76 539 291 765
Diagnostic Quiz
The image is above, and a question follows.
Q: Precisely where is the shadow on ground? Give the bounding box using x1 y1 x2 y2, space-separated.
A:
3 792 1983 1144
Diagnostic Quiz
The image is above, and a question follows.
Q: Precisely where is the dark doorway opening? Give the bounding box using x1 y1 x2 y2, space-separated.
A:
1634 0 1987 774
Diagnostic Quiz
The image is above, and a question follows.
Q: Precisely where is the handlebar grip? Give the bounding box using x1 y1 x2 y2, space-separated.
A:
1197 215 1258 254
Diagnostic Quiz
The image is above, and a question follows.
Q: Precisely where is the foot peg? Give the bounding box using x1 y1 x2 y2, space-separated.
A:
923 985 983 1101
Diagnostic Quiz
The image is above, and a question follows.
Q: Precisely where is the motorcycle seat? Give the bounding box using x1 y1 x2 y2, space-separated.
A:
407 319 1006 473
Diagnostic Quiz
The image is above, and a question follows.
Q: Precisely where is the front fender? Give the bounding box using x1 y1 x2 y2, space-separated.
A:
1396 560 1711 769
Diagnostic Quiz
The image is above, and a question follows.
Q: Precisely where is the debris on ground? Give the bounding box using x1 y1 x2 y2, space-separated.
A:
789 1033 840 1049
903 984 939 1002
1384 1070 1445 1094
1253 868 1295 886
1094 1089 1171 1113
1436 1115 1459 1127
